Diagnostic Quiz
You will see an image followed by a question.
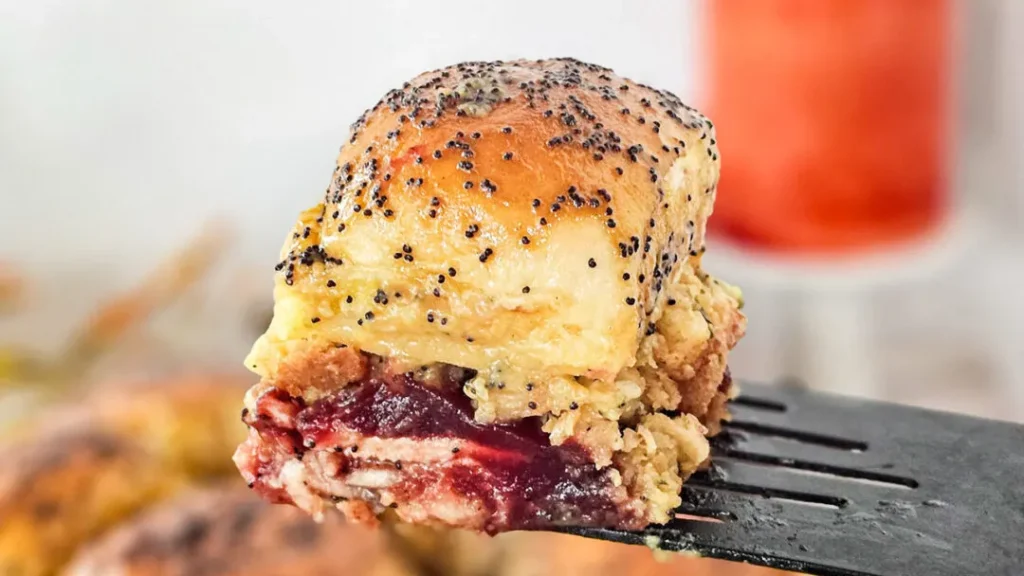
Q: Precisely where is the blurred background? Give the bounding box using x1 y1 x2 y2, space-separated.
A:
0 0 1021 575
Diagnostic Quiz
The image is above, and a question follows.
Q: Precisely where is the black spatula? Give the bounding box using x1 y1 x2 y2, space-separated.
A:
557 382 1024 575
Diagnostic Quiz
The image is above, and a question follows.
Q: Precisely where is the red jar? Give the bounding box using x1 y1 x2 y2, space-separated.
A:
707 0 953 254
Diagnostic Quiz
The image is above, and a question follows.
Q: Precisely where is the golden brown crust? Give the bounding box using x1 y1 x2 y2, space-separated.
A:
702 380 736 438
0 375 249 576
649 269 746 420
329 59 716 245
272 344 369 400
668 340 729 419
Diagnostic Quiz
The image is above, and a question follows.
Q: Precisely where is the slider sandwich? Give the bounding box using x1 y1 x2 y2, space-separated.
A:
235 58 746 533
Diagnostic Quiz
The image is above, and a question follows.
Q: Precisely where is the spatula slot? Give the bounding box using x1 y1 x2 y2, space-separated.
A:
714 448 919 489
724 420 868 452
684 479 849 509
730 395 788 412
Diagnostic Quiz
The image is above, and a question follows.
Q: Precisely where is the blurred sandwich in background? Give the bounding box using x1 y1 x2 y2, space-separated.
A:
0 374 248 576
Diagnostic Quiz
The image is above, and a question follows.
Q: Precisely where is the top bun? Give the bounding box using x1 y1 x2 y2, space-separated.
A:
250 58 723 386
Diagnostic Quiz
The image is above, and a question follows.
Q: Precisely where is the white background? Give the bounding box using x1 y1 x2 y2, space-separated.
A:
0 0 699 267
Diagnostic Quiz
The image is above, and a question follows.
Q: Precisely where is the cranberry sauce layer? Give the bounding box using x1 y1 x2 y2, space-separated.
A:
237 371 642 533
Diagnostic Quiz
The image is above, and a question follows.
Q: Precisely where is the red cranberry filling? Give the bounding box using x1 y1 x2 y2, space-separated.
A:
298 373 550 449
240 371 641 533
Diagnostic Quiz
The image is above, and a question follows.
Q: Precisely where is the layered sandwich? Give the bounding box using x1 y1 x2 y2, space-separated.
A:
235 58 746 533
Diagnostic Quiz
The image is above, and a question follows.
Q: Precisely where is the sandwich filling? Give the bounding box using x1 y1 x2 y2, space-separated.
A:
237 358 644 533
236 349 736 533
